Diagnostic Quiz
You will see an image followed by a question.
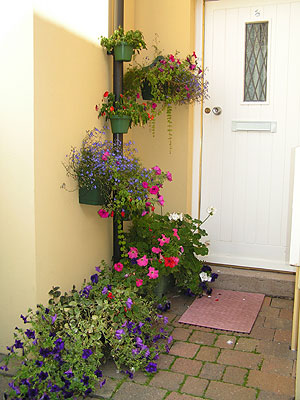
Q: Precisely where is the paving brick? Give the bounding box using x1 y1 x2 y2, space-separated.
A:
271 298 293 310
205 380 257 400
93 377 119 399
190 325 214 332
253 315 266 328
256 341 295 360
274 329 292 344
169 342 199 358
279 309 293 320
113 381 166 400
171 358 202 375
222 366 248 385
166 392 202 400
257 391 294 400
218 349 263 369
149 370 184 391
101 360 124 380
164 312 178 323
181 375 209 397
189 331 217 345
157 354 175 370
259 306 280 318
195 346 220 362
247 370 295 396
262 297 272 307
199 362 225 380
249 326 275 341
214 335 236 349
264 317 292 330
261 357 294 377
235 338 259 352
172 327 191 341
132 370 150 384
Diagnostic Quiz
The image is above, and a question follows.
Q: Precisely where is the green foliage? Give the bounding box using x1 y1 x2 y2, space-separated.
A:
1 268 171 399
100 26 147 54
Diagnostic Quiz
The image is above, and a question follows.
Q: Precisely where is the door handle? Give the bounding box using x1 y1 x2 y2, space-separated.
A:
204 106 222 115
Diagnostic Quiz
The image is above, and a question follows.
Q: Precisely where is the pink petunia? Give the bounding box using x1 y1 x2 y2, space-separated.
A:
136 279 143 287
180 246 184 254
152 166 161 175
141 210 148 217
142 182 149 189
145 201 151 207
158 195 165 206
152 247 161 254
149 185 159 195
173 228 180 240
128 247 138 259
114 262 123 272
169 54 175 62
166 171 173 182
137 255 148 267
102 151 110 161
98 209 110 218
152 103 157 109
136 93 140 99
158 234 170 246
147 267 159 279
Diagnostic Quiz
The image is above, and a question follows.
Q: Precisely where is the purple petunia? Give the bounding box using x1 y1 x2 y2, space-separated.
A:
91 273 99 284
94 369 102 378
51 314 57 324
20 314 28 324
126 298 133 310
82 348 93 359
102 286 108 295
25 329 35 340
64 368 74 378
80 374 89 386
145 362 157 373
99 379 106 388
95 266 101 273
38 371 49 381
9 381 21 395
115 329 125 340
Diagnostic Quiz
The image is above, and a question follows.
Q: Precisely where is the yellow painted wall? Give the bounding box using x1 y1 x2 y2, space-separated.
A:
0 4 111 351
125 0 196 215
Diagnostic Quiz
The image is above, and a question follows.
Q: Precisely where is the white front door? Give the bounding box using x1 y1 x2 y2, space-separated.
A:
199 0 300 271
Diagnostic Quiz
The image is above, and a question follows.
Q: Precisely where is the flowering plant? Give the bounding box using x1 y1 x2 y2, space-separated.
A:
96 91 153 128
111 210 217 296
100 26 147 54
63 129 172 217
124 51 209 149
1 267 172 399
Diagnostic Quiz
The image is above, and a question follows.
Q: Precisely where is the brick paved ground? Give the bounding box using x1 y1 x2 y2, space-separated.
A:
0 294 296 399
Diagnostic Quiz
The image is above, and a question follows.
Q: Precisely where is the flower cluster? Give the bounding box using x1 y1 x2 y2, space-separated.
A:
96 91 153 128
1 267 172 399
113 211 217 296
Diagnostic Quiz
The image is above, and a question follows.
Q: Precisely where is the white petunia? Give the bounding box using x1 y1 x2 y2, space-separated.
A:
207 206 217 215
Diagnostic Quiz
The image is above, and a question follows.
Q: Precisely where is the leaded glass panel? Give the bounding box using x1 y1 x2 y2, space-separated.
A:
244 22 268 102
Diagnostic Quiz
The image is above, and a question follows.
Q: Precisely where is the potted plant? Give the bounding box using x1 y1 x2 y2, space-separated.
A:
63 128 113 205
123 51 209 150
100 26 147 62
96 91 153 134
111 209 217 298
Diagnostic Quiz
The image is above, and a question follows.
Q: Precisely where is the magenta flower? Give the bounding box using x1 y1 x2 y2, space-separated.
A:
136 93 140 99
158 195 165 206
141 210 148 217
173 228 180 240
158 67 164 72
152 166 161 175
152 247 161 254
149 185 159 194
152 103 157 110
98 209 109 218
180 246 184 253
128 247 138 259
166 171 173 181
137 255 148 267
184 85 189 91
136 279 143 287
142 181 149 188
145 201 151 207
170 65 174 70
147 267 159 279
158 234 170 246
189 64 196 70
101 151 109 161
169 54 175 62
114 262 123 272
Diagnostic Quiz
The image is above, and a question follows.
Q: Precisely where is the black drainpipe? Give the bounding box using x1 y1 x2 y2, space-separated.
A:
113 0 124 263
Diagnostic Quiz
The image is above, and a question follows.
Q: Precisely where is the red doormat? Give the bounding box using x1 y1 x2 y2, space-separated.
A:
178 289 265 333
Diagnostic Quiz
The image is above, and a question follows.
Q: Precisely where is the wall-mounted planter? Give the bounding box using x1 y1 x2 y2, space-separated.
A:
79 187 107 206
114 42 133 62
110 115 131 134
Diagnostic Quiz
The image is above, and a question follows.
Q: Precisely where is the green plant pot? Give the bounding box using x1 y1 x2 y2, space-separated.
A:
110 115 131 134
154 275 175 298
79 187 107 206
114 42 133 62
141 80 153 100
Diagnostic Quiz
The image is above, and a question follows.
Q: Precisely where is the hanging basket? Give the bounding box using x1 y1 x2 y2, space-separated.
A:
154 275 175 298
114 42 134 62
79 187 107 206
110 115 131 134
141 80 153 100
